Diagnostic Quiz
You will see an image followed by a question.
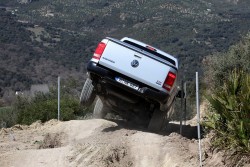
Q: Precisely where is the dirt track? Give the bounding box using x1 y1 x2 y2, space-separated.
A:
0 118 245 167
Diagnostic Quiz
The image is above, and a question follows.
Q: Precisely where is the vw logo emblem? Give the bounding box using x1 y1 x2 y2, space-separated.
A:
131 60 139 68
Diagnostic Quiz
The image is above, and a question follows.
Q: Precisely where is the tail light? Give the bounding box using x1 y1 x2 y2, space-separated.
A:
163 72 176 91
93 42 107 60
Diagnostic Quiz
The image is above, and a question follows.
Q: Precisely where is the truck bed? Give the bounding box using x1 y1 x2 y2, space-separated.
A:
98 38 177 93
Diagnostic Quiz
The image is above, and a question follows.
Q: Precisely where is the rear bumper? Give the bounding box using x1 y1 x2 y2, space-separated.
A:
87 61 170 104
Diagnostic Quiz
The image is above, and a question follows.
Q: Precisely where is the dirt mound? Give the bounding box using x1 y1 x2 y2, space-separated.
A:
0 119 248 167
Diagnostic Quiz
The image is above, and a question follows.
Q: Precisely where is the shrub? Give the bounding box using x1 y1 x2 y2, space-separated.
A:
0 106 18 128
15 91 87 125
204 69 250 153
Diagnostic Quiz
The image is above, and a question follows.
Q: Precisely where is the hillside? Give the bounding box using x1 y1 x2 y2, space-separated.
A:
1 0 250 95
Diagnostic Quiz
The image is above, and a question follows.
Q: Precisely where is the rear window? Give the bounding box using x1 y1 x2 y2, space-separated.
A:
123 40 176 66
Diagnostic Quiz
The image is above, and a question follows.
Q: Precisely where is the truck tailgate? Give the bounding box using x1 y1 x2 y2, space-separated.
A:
99 41 171 91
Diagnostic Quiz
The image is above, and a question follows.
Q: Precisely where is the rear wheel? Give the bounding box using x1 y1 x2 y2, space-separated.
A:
93 97 109 118
148 105 174 132
80 78 96 107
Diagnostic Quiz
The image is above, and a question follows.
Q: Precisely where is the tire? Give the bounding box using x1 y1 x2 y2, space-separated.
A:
80 78 96 107
148 105 174 132
93 97 109 119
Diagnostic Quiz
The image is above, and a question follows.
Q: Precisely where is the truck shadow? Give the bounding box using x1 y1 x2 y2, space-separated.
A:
102 119 204 140
163 123 204 139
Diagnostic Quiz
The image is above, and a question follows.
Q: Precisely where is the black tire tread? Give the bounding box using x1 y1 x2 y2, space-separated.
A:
80 78 96 107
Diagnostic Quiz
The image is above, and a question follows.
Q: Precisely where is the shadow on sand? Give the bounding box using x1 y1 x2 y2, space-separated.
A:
102 119 204 140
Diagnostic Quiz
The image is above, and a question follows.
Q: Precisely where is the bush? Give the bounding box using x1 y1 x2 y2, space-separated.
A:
0 106 18 128
204 69 250 153
203 34 250 154
15 91 87 125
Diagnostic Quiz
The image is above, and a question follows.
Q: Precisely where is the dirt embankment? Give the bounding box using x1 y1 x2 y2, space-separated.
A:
0 119 248 167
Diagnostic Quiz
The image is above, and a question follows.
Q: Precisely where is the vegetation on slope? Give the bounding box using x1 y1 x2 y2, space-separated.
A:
0 79 90 127
1 0 250 98
0 9 94 96
203 34 250 155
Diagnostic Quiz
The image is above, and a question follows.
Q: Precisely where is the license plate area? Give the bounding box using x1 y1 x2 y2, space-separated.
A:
115 77 139 91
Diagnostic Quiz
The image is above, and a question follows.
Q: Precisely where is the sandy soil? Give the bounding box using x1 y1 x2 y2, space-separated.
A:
0 118 249 167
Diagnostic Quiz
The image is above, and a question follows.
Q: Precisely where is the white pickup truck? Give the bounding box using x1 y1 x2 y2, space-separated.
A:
80 37 179 131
